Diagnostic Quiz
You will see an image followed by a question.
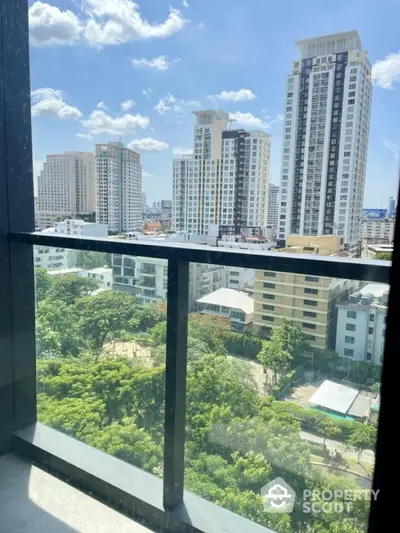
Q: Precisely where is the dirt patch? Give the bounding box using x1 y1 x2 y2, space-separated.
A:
103 340 153 367
287 382 319 407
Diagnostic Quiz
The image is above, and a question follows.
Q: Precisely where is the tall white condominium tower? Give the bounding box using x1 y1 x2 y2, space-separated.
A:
173 110 270 236
278 31 372 252
267 184 279 228
36 152 95 229
95 142 142 233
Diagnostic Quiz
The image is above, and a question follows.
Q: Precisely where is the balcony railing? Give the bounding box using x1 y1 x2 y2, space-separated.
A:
0 2 399 532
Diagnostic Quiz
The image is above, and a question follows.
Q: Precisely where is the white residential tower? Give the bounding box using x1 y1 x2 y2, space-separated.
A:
95 142 142 233
278 31 372 252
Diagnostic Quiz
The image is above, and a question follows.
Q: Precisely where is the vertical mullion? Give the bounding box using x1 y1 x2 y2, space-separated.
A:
368 185 400 532
163 258 189 510
0 0 36 450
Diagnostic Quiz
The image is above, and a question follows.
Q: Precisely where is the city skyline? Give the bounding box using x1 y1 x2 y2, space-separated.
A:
30 1 400 206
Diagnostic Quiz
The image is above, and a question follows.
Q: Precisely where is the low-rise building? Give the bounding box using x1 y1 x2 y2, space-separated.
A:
34 220 108 271
196 288 254 332
335 283 388 365
217 235 275 292
112 234 228 308
48 266 112 291
362 242 393 260
362 218 395 243
253 235 357 350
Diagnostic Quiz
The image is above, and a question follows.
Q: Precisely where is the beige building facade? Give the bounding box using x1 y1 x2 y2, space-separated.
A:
253 235 356 350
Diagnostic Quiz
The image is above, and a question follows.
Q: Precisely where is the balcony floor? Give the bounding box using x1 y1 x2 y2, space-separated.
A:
0 453 155 533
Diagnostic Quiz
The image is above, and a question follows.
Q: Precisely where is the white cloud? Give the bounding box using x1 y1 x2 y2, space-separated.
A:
155 93 200 115
143 171 153 177
31 88 82 119
132 55 180 71
82 110 149 135
142 88 153 98
127 138 169 151
182 0 189 7
29 1 82 47
372 52 400 89
121 99 135 111
277 113 284 121
83 0 187 48
210 89 257 102
173 146 193 157
97 101 108 110
76 132 93 140
229 111 265 129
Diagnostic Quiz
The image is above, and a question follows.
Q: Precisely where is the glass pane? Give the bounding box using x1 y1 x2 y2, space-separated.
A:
185 260 384 533
34 245 166 478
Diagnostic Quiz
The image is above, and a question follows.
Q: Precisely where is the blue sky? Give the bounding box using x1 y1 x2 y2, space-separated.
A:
30 0 400 206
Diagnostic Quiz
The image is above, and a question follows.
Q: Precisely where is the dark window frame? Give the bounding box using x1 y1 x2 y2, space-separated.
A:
0 5 396 533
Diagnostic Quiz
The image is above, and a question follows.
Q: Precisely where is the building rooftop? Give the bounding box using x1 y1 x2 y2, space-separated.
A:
339 283 390 309
295 31 362 58
48 268 84 276
88 267 112 275
197 288 254 315
309 379 359 415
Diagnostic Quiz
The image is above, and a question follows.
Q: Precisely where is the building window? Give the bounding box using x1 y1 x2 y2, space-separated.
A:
344 348 354 357
370 314 375 322
347 310 357 319
304 299 318 306
263 282 275 289
346 323 356 331
262 316 274 322
304 288 318 295
303 311 317 318
366 353 372 361
368 327 374 335
263 304 275 311
304 276 319 282
303 323 316 330
263 294 275 300
345 336 355 344
264 271 276 277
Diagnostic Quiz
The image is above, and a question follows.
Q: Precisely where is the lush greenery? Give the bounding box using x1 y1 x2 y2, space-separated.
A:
375 251 392 261
35 269 375 533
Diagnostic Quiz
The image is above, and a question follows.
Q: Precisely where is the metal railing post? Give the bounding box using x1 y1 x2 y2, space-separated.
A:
163 258 189 510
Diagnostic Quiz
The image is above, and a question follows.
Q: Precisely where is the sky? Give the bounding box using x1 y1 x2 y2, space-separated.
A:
30 0 400 206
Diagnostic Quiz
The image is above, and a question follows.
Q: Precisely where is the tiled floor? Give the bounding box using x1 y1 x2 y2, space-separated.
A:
0 453 155 533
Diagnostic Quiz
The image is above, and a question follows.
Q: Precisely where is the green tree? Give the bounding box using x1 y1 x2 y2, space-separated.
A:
49 274 99 305
375 251 392 260
277 320 311 361
347 424 376 461
316 417 342 447
76 250 112 269
257 338 292 384
75 291 137 349
36 299 84 356
35 267 53 302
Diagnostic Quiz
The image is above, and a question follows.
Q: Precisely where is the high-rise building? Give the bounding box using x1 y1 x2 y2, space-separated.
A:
267 184 279 228
278 31 372 252
36 152 95 229
173 110 271 236
95 142 142 233
388 196 396 217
